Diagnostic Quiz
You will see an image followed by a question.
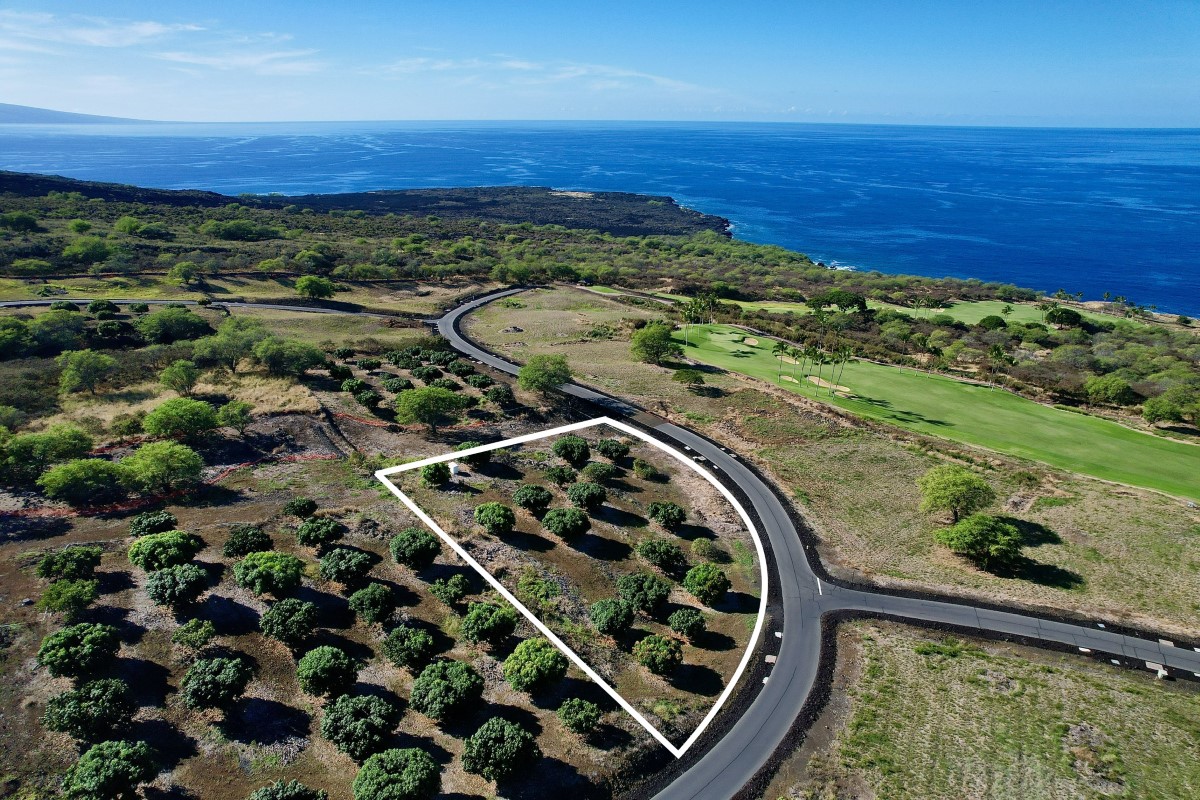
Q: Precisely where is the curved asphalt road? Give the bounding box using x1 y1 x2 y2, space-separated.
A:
8 291 1200 798
435 288 1200 800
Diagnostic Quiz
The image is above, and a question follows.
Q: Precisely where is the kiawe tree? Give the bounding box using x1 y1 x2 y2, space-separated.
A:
917 465 996 523
57 349 117 395
935 514 1023 570
517 353 572 395
393 386 471 433
502 638 568 692
352 748 440 800
631 321 682 365
295 275 337 300
61 740 157 800
461 717 541 783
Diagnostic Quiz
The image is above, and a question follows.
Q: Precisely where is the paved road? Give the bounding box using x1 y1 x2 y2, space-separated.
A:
10 290 1199 798
436 287 1200 800
0 297 393 317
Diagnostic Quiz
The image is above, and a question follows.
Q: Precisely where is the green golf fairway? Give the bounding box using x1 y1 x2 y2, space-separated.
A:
679 325 1198 499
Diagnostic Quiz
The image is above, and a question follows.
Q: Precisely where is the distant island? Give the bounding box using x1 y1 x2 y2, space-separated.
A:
0 103 143 125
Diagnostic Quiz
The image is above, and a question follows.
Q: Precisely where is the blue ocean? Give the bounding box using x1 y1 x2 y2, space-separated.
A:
2 121 1198 314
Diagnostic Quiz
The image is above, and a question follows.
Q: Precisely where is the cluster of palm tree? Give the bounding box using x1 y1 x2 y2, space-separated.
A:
678 292 720 347
771 339 854 395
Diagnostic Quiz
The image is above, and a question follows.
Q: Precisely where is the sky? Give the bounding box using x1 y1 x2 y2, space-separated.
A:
1 1 1197 126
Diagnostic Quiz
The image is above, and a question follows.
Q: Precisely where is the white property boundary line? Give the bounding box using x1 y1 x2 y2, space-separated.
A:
375 416 769 758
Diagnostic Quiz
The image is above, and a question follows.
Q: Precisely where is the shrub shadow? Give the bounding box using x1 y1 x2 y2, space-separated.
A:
222 698 310 746
669 663 725 697
196 593 261 636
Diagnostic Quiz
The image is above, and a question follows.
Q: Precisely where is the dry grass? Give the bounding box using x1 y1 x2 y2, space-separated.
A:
771 620 1200 800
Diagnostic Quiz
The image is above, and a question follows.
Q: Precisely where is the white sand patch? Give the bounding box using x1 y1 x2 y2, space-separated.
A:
549 191 594 198
807 375 850 392
742 336 759 346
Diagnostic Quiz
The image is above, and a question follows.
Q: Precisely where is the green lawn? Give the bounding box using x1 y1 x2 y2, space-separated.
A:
679 324 1199 499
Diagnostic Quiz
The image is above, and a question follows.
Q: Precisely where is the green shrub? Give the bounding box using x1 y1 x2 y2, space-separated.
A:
248 780 328 800
349 582 394 625
319 547 374 586
542 507 590 538
128 510 176 537
234 551 305 596
120 441 204 494
42 678 134 742
632 458 662 481
636 539 686 573
935 513 1023 570
38 459 128 506
410 365 442 383
61 740 157 800
321 693 401 761
589 599 634 636
260 598 318 647
634 634 683 674
142 397 219 440
446 359 476 378
382 625 436 670
567 481 606 511
516 570 559 606
429 573 470 607
37 579 99 620
542 465 576 486
145 563 208 607
683 563 731 606
465 374 494 389
409 660 483 720
691 538 719 561
36 545 102 580
617 572 671 615
351 748 440 800
390 527 440 569
37 623 120 679
647 501 686 531
296 646 358 697
419 462 450 488
341 378 368 394
503 638 568 693
462 717 540 783
454 440 491 467
127 531 203 571
222 524 272 558
557 698 601 736
427 378 458 392
172 618 216 650
667 608 707 640
483 384 515 406
284 497 318 518
460 602 518 646
180 656 254 709
381 377 413 393
296 517 342 548
512 484 553 515
580 462 618 483
595 438 630 461
552 435 590 466
473 502 516 535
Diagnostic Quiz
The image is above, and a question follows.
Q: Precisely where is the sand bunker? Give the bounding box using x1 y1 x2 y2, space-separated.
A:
807 375 849 392
743 336 759 346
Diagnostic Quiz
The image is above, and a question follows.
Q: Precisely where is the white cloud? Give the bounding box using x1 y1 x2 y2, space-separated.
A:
0 10 202 48
371 55 705 94
154 49 323 75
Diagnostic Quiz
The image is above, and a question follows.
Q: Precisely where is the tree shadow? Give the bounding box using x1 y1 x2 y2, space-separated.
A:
129 718 198 771
113 656 173 707
96 569 135 595
670 663 725 697
997 516 1062 547
674 523 715 542
144 786 199 800
500 756 600 799
310 630 376 663
387 730 453 766
699 630 736 652
573 531 632 562
196 593 261 636
595 506 647 529
711 590 759 614
590 721 636 752
500 529 554 553
294 585 352 629
0 515 71 543
996 557 1085 590
222 698 310 746
474 461 523 481
89 604 138 635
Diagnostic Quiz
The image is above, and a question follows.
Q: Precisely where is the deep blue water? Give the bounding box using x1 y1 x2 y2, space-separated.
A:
2 121 1198 314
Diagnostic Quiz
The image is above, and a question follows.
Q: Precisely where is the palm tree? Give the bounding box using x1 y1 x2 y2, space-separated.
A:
833 345 854 394
771 340 789 380
812 346 827 390
788 346 802 382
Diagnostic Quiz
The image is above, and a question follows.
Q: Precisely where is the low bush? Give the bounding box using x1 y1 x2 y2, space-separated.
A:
382 625 436 670
390 527 440 569
260 598 318 647
296 646 358 697
409 660 483 720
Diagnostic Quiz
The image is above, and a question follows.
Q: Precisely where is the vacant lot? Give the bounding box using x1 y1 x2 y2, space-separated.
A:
680 324 1199 500
395 424 761 745
466 287 1200 637
767 621 1200 800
